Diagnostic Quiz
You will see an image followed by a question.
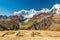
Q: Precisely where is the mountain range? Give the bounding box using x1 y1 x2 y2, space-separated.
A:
0 4 60 30
13 4 60 23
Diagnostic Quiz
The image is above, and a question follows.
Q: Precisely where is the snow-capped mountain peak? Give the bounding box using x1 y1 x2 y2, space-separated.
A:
52 4 60 9
13 4 60 23
14 9 29 15
14 9 38 19
40 8 50 13
51 4 60 13
29 9 37 13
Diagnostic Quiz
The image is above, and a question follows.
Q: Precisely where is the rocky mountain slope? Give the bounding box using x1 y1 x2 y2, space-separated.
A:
0 4 60 30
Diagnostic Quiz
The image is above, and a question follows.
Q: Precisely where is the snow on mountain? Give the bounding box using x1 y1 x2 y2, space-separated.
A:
14 9 29 15
51 4 60 14
40 4 60 14
14 9 38 19
13 4 60 20
40 8 50 13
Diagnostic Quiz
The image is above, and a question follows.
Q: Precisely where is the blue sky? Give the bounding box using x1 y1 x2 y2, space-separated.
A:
0 0 60 16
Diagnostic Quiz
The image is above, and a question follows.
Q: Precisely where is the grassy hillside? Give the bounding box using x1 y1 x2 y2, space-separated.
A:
0 13 60 31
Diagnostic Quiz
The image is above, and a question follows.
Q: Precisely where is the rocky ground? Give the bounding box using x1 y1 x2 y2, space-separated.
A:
0 30 60 40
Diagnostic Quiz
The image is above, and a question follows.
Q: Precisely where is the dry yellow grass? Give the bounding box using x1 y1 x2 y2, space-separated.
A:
0 30 60 40
52 13 60 21
0 14 60 40
47 14 60 31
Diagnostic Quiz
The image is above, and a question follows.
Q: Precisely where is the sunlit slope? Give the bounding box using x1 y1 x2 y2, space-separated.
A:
19 13 60 31
19 16 51 29
47 14 60 31
0 19 19 30
19 16 43 29
0 13 60 30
